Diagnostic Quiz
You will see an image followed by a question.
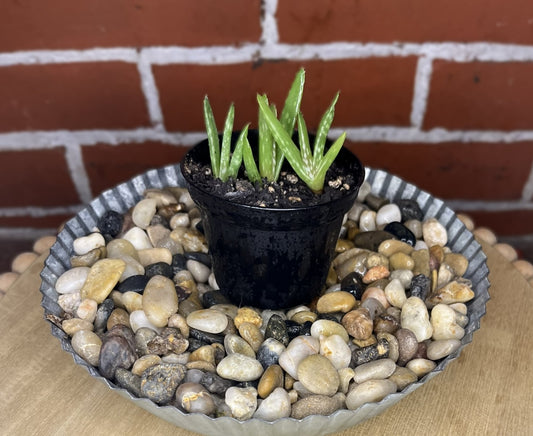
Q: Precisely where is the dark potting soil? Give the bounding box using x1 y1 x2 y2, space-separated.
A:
182 156 359 208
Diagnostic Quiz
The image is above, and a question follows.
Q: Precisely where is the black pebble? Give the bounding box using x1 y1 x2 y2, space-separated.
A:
396 199 424 222
200 372 234 395
285 320 302 341
117 275 150 293
409 274 431 300
171 254 188 275
189 328 224 345
264 314 289 346
383 221 417 246
340 272 365 300
202 290 230 307
145 262 173 278
97 210 123 238
150 214 169 228
94 298 115 332
184 252 212 268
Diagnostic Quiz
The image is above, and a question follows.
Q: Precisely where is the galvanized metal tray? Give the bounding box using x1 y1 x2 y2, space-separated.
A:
40 165 490 436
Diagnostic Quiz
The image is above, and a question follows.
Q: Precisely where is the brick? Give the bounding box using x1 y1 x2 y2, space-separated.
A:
0 148 79 207
0 214 72 229
277 0 533 44
424 61 533 131
465 210 533 236
154 59 416 131
82 142 189 196
0 0 261 51
0 63 149 132
347 141 533 201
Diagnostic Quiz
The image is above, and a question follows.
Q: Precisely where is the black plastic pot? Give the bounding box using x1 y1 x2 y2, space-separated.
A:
181 132 365 309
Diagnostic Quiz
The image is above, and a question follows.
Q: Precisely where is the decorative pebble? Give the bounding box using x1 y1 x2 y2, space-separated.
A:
342 308 373 341
132 354 162 376
217 354 264 382
427 281 475 306
224 334 256 358
345 379 397 410
186 259 211 283
431 304 465 340
55 267 90 294
383 222 416 246
62 318 94 336
311 319 349 343
71 330 102 366
401 297 433 342
106 239 139 261
359 210 377 232
225 386 258 420
422 218 448 248
253 387 291 421
97 210 124 237
132 198 158 229
396 199 423 222
406 358 437 377
123 227 153 251
389 366 418 390
256 338 286 369
187 309 229 334
234 307 263 329
175 382 215 415
73 233 106 256
141 363 186 404
129 310 162 334
76 298 98 323
80 259 126 304
316 291 356 314
264 314 289 346
99 327 138 379
291 394 345 419
376 204 402 228
297 354 340 396
319 334 352 369
257 364 284 398
143 275 179 328
278 336 320 379
353 358 396 384
426 338 462 360
384 279 407 308
237 322 264 352
138 248 172 267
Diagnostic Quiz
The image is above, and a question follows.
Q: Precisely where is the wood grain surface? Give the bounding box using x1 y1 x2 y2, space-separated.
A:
0 241 531 436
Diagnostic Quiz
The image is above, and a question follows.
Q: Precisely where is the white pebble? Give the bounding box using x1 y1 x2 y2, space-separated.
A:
187 260 211 283
278 336 320 379
56 267 90 294
389 269 413 289
73 233 105 256
187 309 229 334
170 213 191 229
208 273 219 290
345 379 397 410
71 330 102 366
58 292 81 314
356 181 372 202
132 198 157 229
426 338 462 360
353 358 396 384
401 297 433 342
76 298 98 323
253 387 291 421
217 355 264 382
122 227 153 250
406 358 436 377
414 240 428 250
422 218 448 247
347 202 366 222
376 204 402 228
319 334 352 370
225 387 258 420
129 310 162 333
384 278 407 308
359 210 377 232
431 304 465 340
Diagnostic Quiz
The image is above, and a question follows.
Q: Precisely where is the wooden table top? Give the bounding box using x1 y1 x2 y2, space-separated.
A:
1 240 531 436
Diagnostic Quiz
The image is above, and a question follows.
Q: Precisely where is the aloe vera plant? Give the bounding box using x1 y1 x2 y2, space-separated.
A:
203 68 345 194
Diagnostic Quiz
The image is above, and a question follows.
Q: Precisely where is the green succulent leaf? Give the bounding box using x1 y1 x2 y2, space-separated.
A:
313 92 339 169
258 98 276 181
219 103 235 181
228 125 248 179
242 134 261 184
297 112 312 168
203 96 220 178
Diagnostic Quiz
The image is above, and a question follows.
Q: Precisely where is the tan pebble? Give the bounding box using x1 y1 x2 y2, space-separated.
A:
362 265 390 284
336 252 369 281
285 374 295 390
352 335 377 348
290 310 318 324
473 227 497 245
257 364 284 398
377 332 399 362
132 354 161 376
427 280 475 306
311 319 349 342
210 304 238 319
167 313 189 337
186 360 216 372
71 330 102 366
238 322 264 352
107 308 131 330
341 308 373 340
335 239 354 253
143 275 179 327
316 291 356 314
388 366 418 390
411 249 430 277
122 291 143 313
107 239 139 261
362 286 389 309
512 259 533 280
378 239 414 257
137 247 172 266
443 252 469 277
11 252 38 274
338 367 355 393
493 243 518 262
110 291 125 309
70 247 106 268
457 213 475 231
33 235 56 254
234 307 263 329
366 252 389 269
406 358 436 377
332 247 365 269
422 218 448 247
62 318 94 336
0 272 19 292
189 345 216 365
170 227 208 253
76 298 98 323
80 259 126 303
297 354 339 396
58 292 81 314
326 265 338 287
389 252 415 271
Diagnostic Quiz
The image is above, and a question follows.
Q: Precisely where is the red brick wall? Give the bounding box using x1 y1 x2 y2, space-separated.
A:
1 0 532 237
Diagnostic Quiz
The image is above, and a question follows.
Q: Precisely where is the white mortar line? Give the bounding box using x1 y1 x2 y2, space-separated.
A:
0 48 138 66
261 0 279 45
3 42 533 68
0 227 59 239
137 53 164 129
0 205 82 217
410 57 433 128
63 143 93 204
446 200 533 211
521 162 533 201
